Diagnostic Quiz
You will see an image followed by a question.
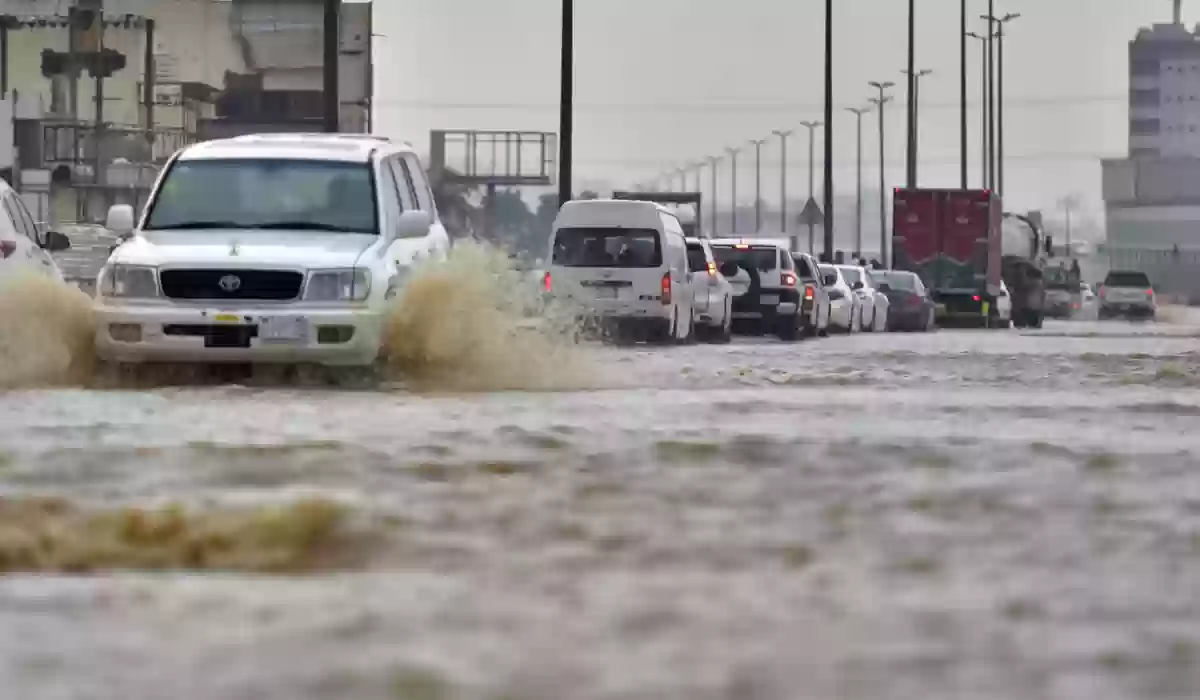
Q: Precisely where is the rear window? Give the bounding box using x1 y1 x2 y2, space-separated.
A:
552 227 662 267
686 243 709 272
876 271 919 291
711 245 778 271
1104 271 1151 287
792 255 818 279
838 267 863 286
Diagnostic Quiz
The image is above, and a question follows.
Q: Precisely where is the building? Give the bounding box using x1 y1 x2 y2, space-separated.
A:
1101 3 1200 300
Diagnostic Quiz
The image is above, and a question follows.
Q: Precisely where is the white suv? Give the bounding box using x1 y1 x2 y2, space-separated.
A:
93 133 450 367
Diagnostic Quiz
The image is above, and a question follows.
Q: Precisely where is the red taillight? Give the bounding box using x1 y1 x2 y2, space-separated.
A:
542 271 552 293
1146 288 1154 297
972 295 981 302
1098 285 1106 298
907 295 922 308
804 284 814 300
0 240 15 259
661 272 672 305
781 272 797 287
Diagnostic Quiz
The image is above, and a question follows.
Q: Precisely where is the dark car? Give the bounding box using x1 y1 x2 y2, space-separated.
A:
873 270 936 332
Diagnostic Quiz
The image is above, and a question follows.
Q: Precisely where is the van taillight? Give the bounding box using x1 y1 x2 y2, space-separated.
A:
0 240 15 259
661 272 672 305
782 272 797 287
804 284 814 300
1146 288 1154 297
1098 285 1106 298
542 271 552 292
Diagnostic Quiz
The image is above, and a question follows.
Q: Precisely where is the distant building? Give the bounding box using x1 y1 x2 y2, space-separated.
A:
1102 12 1200 300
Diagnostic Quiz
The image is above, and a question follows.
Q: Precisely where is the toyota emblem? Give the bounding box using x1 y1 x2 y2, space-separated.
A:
218 274 242 292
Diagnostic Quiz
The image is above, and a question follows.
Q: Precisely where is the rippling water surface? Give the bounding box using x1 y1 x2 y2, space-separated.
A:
1 271 1199 698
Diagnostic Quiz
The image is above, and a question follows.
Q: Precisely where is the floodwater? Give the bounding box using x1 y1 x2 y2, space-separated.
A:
1 251 1199 699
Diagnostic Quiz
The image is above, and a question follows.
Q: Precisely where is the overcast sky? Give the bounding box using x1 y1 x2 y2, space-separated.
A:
372 0 1182 217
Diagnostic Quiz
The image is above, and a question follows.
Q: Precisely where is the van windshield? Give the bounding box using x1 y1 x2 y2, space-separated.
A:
552 227 662 267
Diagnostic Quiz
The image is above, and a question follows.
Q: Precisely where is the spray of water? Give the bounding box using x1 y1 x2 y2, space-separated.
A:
0 273 96 389
381 243 596 391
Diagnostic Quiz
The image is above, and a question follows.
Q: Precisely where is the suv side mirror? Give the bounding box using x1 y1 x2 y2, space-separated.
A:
41 229 71 252
852 281 864 290
718 261 739 278
395 210 432 239
106 204 135 235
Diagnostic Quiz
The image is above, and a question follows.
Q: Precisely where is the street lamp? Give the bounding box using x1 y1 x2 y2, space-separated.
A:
751 139 765 232
904 0 915 188
822 0 834 260
901 68 933 187
959 0 968 189
772 129 793 244
993 12 1020 197
557 0 573 208
845 106 871 258
799 121 822 254
967 31 991 188
726 146 741 234
869 80 895 267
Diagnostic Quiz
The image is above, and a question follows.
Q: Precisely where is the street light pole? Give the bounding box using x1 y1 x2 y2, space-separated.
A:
822 0 835 260
869 80 895 267
846 106 871 258
995 13 1019 198
967 31 989 188
726 146 740 235
904 0 916 189
800 121 821 254
772 130 792 244
557 0 573 207
959 0 968 188
708 155 720 237
751 139 765 233
901 68 932 186
982 5 995 190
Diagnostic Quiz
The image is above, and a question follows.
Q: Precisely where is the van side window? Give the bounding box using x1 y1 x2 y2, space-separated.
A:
400 154 436 217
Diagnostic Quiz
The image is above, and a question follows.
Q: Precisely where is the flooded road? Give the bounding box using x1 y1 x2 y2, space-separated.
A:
1 316 1199 699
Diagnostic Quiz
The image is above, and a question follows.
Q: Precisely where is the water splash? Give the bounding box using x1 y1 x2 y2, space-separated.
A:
0 273 95 389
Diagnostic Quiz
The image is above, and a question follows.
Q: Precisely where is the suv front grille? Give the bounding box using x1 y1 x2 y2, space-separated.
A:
159 269 304 301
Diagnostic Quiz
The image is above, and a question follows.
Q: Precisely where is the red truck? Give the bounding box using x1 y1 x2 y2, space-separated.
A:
892 188 1003 326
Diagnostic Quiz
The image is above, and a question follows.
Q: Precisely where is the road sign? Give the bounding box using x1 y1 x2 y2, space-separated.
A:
797 197 824 227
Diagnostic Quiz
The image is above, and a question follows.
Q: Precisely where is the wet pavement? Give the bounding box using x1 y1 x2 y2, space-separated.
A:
1 316 1199 699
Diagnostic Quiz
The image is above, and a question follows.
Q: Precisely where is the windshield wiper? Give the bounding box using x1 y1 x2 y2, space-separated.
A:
254 221 361 233
144 220 245 230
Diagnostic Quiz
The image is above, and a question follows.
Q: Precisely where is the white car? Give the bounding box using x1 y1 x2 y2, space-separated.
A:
836 264 889 332
93 133 449 368
546 198 697 344
995 280 1013 327
685 237 733 343
0 179 72 285
819 264 861 333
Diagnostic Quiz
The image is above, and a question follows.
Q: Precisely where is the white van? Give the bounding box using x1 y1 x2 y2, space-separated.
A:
546 199 696 343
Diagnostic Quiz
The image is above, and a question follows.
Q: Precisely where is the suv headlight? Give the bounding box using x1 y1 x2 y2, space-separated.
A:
304 268 370 302
97 264 159 299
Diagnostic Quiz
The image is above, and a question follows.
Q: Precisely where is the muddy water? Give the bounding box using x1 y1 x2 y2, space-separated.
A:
2 284 1199 697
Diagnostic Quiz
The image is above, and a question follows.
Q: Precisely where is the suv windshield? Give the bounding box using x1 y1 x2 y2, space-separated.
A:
1104 271 1151 288
143 158 379 234
552 228 662 267
711 245 778 271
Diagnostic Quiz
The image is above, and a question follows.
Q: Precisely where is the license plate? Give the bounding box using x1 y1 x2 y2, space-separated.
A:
759 294 780 305
259 315 309 342
212 313 241 324
594 287 618 299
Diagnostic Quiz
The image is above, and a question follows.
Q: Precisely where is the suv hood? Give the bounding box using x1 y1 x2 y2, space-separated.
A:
113 231 379 268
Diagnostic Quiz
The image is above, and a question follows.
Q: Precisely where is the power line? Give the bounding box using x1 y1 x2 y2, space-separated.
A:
375 94 1125 113
574 151 1122 168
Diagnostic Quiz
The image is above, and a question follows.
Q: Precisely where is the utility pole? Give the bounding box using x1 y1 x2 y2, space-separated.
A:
967 31 989 188
846 106 871 257
726 146 740 234
901 68 932 187
751 139 764 233
772 130 792 245
708 155 720 237
322 0 340 133
557 0 574 207
905 0 916 188
983 4 995 190
869 80 895 267
960 0 968 188
800 121 821 254
822 0 835 260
